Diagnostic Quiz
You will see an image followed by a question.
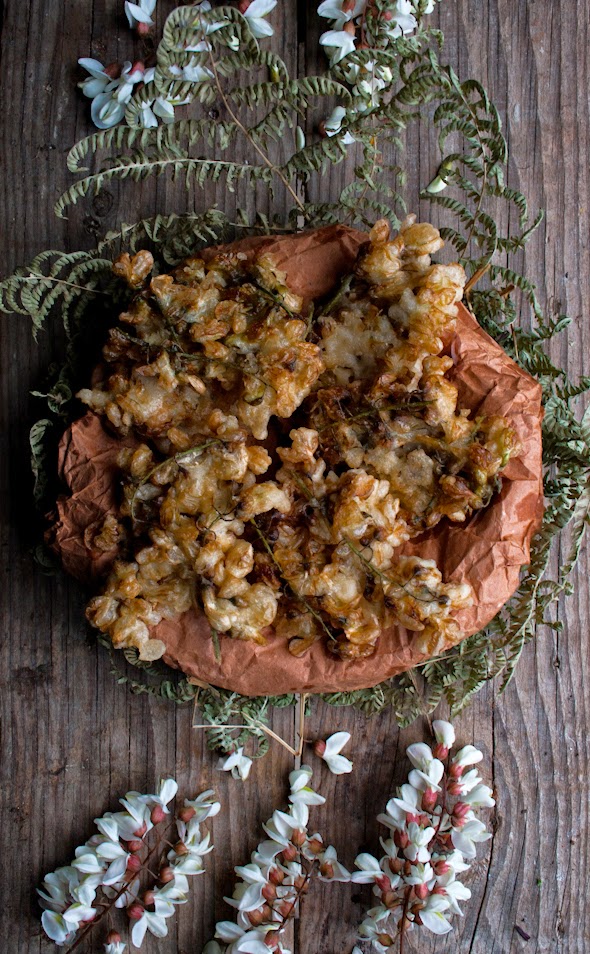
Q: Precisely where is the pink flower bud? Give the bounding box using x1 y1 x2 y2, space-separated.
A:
159 865 174 883
342 0 356 11
291 829 306 847
133 821 147 838
306 837 323 855
174 840 189 856
422 789 438 811
137 21 151 36
126 839 144 854
433 885 447 896
279 899 296 918
415 883 429 900
151 805 166 825
453 801 470 819
143 889 155 906
313 739 327 757
434 859 450 875
178 806 196 823
382 9 393 20
106 932 122 944
382 889 398 908
238 0 251 11
317 120 328 138
248 908 266 927
449 762 464 779
104 62 122 79
389 857 403 875
375 874 392 894
394 829 409 850
126 854 142 874
269 867 285 886
343 20 356 35
447 781 464 796
320 861 334 879
262 883 277 902
406 812 420 825
127 902 144 921
377 934 394 946
281 844 298 863
294 874 309 892
433 742 449 760
130 60 145 75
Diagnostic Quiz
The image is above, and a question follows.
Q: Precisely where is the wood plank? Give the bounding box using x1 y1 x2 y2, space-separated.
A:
0 1 588 952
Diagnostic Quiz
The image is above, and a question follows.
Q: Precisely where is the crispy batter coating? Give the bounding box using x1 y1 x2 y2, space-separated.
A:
79 217 519 662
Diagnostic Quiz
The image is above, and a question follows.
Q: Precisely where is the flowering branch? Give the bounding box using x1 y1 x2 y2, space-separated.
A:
203 765 350 954
352 720 494 950
38 780 220 950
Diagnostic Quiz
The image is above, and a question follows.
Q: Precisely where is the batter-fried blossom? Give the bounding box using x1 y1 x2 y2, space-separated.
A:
79 217 517 664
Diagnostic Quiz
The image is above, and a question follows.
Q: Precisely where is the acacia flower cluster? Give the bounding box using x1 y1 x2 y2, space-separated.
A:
38 780 219 950
78 1 277 130
319 0 439 65
352 721 494 949
204 765 350 954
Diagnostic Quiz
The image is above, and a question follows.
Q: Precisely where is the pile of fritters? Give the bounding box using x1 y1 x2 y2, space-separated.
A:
80 218 518 663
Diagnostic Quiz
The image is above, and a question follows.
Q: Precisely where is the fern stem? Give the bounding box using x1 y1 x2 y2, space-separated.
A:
17 274 109 296
207 47 306 216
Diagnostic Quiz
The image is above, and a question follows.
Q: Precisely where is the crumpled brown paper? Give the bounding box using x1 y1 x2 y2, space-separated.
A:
49 225 544 695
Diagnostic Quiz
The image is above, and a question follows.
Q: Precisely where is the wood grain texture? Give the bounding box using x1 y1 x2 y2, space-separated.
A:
0 1 588 952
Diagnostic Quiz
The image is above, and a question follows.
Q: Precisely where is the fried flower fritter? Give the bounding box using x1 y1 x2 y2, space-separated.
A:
79 220 519 662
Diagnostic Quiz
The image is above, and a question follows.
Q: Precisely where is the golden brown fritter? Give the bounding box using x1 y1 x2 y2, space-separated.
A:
80 217 518 662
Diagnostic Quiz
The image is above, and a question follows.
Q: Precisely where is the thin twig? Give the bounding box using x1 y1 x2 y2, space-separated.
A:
207 46 306 214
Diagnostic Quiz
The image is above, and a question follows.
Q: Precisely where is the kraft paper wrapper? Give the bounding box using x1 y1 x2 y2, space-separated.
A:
49 225 544 695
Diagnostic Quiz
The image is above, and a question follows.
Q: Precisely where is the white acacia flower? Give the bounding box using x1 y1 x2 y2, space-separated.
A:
406 742 434 771
41 910 76 945
419 894 453 935
316 732 353 775
442 878 472 915
463 784 495 808
377 783 422 831
137 98 176 128
317 845 350 882
38 867 80 913
351 852 383 883
357 911 391 952
242 0 277 39
225 862 272 913
217 747 253 781
125 0 156 28
408 758 444 793
404 823 435 863
170 828 214 875
452 745 484 768
104 935 126 954
322 105 356 145
453 768 482 795
288 769 325 807
215 921 270 953
319 29 356 64
184 790 221 822
317 0 365 29
404 861 434 886
433 720 456 749
131 899 173 947
385 0 418 39
78 60 146 130
451 818 492 859
143 777 179 812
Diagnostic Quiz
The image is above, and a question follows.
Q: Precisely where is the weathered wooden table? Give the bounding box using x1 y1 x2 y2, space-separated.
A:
1 1 588 951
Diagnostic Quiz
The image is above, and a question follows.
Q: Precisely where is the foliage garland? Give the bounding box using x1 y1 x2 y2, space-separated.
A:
2 2 589 755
